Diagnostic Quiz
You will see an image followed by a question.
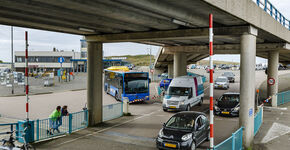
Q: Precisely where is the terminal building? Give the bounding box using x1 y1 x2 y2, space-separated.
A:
14 50 81 73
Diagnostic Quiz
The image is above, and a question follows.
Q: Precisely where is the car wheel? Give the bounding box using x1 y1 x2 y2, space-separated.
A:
198 98 203 106
206 131 210 141
191 141 196 150
186 105 191 111
163 108 167 112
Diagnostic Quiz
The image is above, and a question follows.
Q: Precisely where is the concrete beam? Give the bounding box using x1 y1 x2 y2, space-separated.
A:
34 0 178 30
87 41 103 126
86 26 251 42
114 0 209 27
162 43 290 54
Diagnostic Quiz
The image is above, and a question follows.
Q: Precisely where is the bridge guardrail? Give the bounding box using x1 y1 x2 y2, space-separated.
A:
254 0 290 30
209 127 244 150
254 105 263 135
277 90 290 106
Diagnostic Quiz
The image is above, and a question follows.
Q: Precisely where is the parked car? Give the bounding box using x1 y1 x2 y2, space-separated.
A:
222 72 235 83
156 111 210 150
159 78 172 91
214 93 240 116
214 76 229 89
163 76 204 111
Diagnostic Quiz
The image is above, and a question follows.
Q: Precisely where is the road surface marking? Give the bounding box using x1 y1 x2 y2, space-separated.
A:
56 109 161 146
261 122 290 143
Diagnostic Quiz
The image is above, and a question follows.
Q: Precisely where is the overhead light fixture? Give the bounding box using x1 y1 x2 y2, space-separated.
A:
78 27 95 33
172 19 194 27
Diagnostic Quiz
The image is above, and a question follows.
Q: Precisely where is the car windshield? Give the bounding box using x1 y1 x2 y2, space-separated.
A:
165 115 195 130
216 78 227 82
124 79 149 94
167 87 190 96
218 95 239 102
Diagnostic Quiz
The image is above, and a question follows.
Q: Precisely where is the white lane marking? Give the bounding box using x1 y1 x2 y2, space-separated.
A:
56 109 161 146
261 122 290 143
263 106 287 111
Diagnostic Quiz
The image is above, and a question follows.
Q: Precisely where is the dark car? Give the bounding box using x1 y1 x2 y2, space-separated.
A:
222 72 235 83
156 112 210 150
214 93 240 116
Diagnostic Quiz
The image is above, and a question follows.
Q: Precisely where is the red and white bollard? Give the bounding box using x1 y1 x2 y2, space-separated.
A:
25 31 29 122
209 14 214 149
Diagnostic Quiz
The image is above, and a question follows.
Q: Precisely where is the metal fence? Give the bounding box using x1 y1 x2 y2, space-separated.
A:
253 0 290 30
277 90 290 106
211 127 244 150
103 103 123 121
35 110 88 141
254 106 263 135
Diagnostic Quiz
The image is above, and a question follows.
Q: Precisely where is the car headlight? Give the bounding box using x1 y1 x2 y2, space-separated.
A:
214 105 220 111
233 107 239 111
145 96 149 100
180 100 185 105
181 133 192 141
158 129 164 137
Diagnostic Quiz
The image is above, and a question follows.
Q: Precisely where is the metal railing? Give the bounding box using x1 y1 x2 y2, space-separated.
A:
253 0 290 30
277 90 290 106
254 106 263 135
210 127 244 150
0 123 18 133
35 110 88 141
103 103 123 121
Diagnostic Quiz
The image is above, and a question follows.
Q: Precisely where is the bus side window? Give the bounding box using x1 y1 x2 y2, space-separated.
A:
119 79 123 86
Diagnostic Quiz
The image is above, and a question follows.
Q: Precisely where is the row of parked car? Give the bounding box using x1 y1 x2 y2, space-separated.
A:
157 72 240 150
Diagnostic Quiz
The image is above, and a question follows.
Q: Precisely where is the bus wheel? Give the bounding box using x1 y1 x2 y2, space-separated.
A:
115 93 119 101
199 98 203 106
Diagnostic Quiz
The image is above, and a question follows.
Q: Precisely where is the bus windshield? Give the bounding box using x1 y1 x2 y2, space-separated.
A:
124 78 149 94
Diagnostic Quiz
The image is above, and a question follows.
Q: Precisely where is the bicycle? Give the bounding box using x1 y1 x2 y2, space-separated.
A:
0 127 35 150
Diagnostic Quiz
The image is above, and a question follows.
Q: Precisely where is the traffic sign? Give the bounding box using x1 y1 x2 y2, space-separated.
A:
58 57 65 63
268 78 275 85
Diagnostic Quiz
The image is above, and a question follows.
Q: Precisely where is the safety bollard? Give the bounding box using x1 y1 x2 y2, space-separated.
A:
123 97 130 116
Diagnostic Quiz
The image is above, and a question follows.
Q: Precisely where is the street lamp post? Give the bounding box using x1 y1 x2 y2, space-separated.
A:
11 26 14 94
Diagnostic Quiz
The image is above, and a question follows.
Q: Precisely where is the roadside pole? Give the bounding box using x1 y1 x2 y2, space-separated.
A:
209 14 214 149
25 31 29 122
11 26 14 94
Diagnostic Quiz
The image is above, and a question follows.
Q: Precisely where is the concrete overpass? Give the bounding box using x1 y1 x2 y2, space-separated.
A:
0 0 290 148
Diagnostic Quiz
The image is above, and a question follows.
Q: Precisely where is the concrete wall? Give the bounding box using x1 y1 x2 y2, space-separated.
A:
204 0 290 43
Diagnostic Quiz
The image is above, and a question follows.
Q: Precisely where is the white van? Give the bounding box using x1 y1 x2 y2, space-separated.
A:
162 76 204 111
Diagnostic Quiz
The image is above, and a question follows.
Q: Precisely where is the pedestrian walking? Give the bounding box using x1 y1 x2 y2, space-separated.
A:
58 105 69 126
47 106 61 135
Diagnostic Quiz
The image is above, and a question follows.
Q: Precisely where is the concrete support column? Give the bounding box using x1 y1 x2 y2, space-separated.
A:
87 41 103 126
239 33 256 148
168 64 173 79
173 53 187 78
267 51 279 107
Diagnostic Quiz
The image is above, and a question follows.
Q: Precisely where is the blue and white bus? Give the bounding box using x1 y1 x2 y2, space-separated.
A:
104 67 150 103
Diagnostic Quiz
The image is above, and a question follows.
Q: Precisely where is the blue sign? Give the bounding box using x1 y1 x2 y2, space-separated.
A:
249 108 253 117
58 57 65 63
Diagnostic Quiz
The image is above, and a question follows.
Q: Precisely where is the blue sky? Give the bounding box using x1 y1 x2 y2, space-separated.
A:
0 0 288 64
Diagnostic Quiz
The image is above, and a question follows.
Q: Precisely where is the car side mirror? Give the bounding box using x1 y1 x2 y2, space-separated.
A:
163 123 166 127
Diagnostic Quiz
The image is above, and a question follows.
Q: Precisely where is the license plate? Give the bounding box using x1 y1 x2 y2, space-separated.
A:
222 111 230 114
169 106 176 108
164 143 176 148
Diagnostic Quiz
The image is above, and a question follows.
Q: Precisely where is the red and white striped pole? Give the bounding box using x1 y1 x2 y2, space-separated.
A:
25 31 29 122
209 14 214 149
